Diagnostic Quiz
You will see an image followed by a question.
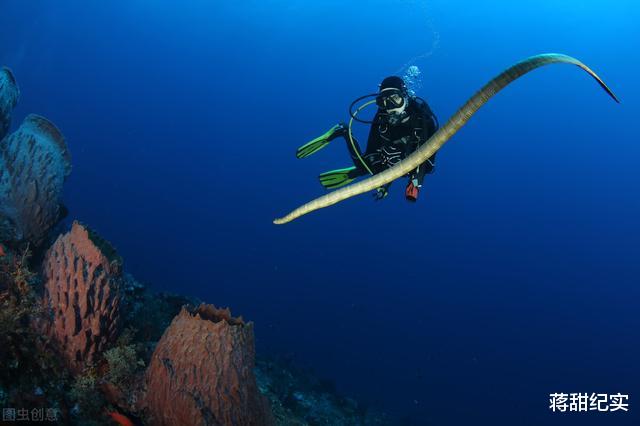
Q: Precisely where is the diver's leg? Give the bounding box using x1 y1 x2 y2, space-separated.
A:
341 133 381 176
345 134 363 168
296 123 348 159
317 135 367 190
316 125 369 190
341 133 395 199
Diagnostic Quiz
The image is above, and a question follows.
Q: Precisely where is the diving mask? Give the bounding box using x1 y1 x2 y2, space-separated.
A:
375 88 406 111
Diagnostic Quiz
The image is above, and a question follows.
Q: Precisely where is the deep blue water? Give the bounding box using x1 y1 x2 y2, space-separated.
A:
1 1 639 424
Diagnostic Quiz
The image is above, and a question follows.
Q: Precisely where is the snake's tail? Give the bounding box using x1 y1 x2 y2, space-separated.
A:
274 53 618 225
570 59 619 103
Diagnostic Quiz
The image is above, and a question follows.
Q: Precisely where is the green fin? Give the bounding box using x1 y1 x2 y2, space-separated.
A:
296 124 344 159
318 166 357 189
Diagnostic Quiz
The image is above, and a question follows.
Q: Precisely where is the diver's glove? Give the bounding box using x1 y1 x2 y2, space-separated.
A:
373 187 388 201
405 179 420 202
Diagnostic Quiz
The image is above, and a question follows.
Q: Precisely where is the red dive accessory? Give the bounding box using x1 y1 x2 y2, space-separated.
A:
405 181 419 202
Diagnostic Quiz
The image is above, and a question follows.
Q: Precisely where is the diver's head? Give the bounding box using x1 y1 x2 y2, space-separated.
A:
376 76 408 116
348 76 412 125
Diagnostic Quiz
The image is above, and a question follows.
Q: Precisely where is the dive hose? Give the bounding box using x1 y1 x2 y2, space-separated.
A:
348 99 376 176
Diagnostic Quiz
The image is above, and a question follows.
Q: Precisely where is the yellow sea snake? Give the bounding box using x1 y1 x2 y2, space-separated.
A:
274 53 619 225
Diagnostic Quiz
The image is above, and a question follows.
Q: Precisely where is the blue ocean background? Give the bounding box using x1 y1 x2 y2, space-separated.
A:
1 1 638 424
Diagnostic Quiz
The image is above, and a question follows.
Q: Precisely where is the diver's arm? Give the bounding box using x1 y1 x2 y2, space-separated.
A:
415 99 439 145
411 155 435 186
411 100 439 181
413 119 437 180
405 139 432 201
403 103 437 200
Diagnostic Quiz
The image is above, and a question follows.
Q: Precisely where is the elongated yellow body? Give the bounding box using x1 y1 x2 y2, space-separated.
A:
274 54 619 225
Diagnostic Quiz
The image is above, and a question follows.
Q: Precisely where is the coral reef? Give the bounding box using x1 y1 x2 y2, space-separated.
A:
143 304 274 426
0 245 67 418
0 66 391 425
0 67 19 140
121 273 200 344
1 245 386 425
0 114 71 246
256 358 389 426
42 221 123 374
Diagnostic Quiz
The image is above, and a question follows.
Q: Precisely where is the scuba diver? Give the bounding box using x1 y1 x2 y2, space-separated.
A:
296 76 439 201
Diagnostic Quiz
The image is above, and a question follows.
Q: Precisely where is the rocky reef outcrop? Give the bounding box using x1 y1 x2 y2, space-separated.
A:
143 304 274 426
0 114 71 247
0 67 19 140
42 221 122 374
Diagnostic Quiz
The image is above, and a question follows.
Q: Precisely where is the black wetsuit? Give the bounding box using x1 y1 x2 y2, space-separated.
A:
344 97 439 189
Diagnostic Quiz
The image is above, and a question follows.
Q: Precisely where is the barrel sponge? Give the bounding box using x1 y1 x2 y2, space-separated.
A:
143 304 274 426
0 67 19 140
0 114 71 245
42 221 122 373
